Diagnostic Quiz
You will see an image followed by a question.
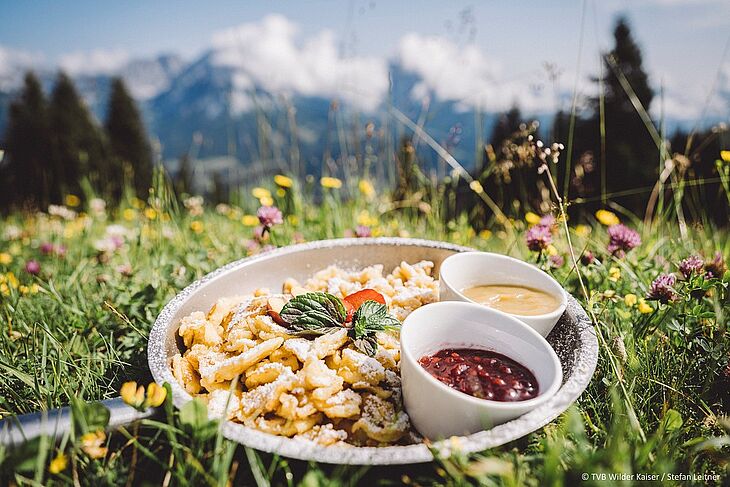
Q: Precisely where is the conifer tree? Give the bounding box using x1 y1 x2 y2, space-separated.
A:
105 78 153 199
589 17 657 207
174 153 194 197
211 171 228 204
489 106 522 151
48 72 109 200
2 72 52 208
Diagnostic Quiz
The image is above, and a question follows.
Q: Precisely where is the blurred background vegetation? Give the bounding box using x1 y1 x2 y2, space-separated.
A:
0 17 727 227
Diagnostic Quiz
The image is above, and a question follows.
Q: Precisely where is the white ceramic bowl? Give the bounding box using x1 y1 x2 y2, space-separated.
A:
439 251 568 337
400 301 562 439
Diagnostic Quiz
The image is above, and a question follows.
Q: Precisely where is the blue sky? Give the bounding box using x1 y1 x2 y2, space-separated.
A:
1 0 728 120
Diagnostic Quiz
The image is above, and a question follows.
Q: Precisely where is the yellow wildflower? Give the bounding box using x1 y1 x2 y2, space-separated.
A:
0 283 9 296
624 294 638 307
49 452 68 474
546 244 559 256
0 253 11 265
595 209 619 226
65 194 80 207
252 187 271 199
575 224 591 237
638 299 653 314
19 285 29 294
6 272 18 289
469 180 484 194
608 266 621 282
81 430 108 459
525 212 541 225
30 283 40 294
274 174 294 188
259 195 274 207
120 381 145 408
145 383 167 407
287 215 299 225
357 210 378 227
320 176 342 189
721 150 730 162
359 179 375 198
144 208 157 220
276 188 286 197
242 215 259 226
190 221 204 234
479 229 492 240
123 208 136 221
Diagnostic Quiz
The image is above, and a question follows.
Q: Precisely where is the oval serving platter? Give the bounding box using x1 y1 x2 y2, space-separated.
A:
148 237 598 465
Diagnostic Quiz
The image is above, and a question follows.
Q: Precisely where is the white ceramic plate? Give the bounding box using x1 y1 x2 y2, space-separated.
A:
148 238 598 465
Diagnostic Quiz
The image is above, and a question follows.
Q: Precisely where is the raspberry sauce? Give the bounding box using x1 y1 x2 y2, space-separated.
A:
418 348 539 401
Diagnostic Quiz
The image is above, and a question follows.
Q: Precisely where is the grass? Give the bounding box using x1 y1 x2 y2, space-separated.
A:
0 173 727 486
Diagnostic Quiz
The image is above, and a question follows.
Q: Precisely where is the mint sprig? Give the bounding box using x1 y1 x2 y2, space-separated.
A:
349 300 401 356
278 292 401 355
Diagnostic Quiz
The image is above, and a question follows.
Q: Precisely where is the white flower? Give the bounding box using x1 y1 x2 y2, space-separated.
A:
162 226 176 240
105 225 128 238
89 198 107 216
2 225 22 241
183 196 204 216
94 237 118 253
94 224 128 253
48 205 77 221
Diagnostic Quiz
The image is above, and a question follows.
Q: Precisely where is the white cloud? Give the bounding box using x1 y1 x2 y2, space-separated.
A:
58 49 130 76
0 45 44 90
210 14 388 113
649 64 730 122
397 33 556 113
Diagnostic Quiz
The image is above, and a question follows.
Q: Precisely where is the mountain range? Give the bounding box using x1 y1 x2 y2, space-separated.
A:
0 40 722 177
0 50 555 178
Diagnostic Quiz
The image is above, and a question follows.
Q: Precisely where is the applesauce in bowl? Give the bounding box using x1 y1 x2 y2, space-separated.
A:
462 284 562 316
439 252 568 337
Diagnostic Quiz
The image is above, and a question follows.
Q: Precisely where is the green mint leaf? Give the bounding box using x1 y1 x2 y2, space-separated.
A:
349 300 401 355
352 336 378 357
279 292 346 334
353 300 401 338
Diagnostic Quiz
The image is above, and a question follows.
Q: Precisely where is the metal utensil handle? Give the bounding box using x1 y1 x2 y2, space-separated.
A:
0 397 157 447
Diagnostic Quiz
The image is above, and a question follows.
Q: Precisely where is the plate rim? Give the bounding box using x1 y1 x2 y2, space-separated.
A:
148 237 598 465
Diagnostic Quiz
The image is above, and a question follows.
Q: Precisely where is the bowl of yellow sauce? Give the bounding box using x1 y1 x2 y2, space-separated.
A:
439 252 568 336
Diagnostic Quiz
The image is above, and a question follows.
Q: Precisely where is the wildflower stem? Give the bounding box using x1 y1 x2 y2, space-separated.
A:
562 0 587 199
542 158 647 442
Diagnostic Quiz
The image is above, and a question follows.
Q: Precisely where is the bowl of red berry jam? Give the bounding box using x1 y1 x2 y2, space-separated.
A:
418 348 539 402
400 301 562 439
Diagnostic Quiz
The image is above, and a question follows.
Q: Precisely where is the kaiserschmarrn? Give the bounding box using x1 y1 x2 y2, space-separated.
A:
171 260 438 446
